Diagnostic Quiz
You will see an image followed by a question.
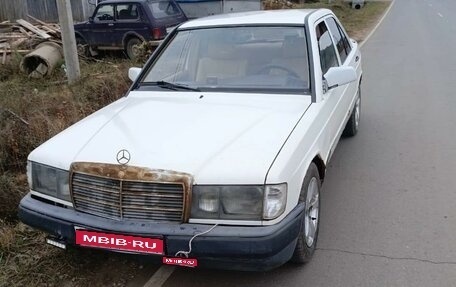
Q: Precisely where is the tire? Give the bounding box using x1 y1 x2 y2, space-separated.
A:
126 37 142 60
290 162 321 264
76 36 90 57
342 84 361 137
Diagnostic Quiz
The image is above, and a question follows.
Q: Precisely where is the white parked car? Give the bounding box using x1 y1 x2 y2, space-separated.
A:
19 9 362 270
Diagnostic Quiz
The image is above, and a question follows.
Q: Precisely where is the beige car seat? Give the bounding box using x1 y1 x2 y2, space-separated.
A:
196 42 247 83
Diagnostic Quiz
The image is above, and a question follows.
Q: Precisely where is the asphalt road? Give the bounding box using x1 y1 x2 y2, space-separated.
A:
140 1 456 285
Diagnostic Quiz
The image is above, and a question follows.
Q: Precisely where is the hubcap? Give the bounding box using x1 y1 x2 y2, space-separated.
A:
354 95 360 129
304 177 320 247
77 44 87 55
131 43 141 58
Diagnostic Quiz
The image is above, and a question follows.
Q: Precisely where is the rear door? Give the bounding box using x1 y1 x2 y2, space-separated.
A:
89 3 116 46
113 3 150 44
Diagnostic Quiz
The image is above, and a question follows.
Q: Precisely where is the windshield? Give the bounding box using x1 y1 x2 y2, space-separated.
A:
141 26 310 94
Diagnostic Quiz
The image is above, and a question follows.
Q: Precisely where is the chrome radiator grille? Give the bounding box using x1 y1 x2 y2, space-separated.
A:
71 172 185 222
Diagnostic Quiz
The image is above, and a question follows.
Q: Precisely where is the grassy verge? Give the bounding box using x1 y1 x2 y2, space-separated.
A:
0 1 390 286
0 57 142 287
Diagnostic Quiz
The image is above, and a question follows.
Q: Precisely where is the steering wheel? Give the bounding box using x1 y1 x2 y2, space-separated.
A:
257 64 300 79
100 13 113 21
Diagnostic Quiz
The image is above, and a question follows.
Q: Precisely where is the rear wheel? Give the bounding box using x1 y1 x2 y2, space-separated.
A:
291 163 321 263
126 37 142 60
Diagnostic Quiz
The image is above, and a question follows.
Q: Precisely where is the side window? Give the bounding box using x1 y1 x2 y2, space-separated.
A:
316 21 338 75
94 4 114 22
116 4 139 21
338 24 352 56
326 17 348 64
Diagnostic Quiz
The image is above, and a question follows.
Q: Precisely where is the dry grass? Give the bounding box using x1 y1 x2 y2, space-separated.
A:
0 55 131 174
0 221 147 287
0 55 136 286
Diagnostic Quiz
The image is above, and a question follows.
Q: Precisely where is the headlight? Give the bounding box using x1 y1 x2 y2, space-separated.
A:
191 184 287 220
29 161 70 202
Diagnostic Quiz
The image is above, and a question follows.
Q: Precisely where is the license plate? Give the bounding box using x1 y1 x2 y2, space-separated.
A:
163 257 198 268
75 229 164 255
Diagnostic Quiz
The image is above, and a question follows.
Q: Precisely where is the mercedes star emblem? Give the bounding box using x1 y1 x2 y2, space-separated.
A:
116 149 131 165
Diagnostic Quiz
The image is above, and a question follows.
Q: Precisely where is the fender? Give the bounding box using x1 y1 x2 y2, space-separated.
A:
74 31 87 42
122 32 146 47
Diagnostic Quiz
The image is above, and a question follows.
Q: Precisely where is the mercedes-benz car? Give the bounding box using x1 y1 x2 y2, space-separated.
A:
19 9 362 271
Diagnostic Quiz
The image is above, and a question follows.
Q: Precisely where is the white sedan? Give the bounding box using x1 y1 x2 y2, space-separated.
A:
20 9 362 270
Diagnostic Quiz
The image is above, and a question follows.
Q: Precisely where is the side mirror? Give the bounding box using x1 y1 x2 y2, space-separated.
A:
128 67 142 82
88 16 94 22
324 66 357 91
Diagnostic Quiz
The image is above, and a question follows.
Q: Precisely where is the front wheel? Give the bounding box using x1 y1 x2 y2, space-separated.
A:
343 85 361 137
290 163 321 263
126 38 143 60
76 36 89 57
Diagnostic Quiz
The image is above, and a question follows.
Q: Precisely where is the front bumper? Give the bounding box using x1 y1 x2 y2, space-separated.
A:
19 193 304 271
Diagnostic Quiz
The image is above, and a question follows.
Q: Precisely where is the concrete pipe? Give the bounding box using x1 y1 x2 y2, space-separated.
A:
20 42 63 78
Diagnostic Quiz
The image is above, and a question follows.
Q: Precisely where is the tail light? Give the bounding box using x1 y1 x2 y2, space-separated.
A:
152 28 162 40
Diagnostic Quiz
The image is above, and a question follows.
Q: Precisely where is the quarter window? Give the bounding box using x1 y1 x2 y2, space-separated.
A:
316 21 338 75
326 17 351 63
149 1 181 19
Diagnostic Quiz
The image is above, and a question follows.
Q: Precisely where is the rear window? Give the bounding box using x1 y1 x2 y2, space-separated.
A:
148 0 181 19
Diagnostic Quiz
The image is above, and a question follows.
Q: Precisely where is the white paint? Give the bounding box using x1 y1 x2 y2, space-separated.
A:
29 9 361 227
180 9 315 28
143 265 176 287
29 92 312 186
29 11 362 284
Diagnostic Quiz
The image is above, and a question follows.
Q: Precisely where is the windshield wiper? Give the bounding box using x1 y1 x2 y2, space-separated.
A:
144 81 200 92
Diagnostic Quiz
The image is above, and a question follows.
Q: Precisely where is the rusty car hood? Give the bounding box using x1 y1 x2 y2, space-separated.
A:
29 91 312 184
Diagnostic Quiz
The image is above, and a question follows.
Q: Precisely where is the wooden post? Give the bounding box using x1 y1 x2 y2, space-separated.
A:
56 0 80 84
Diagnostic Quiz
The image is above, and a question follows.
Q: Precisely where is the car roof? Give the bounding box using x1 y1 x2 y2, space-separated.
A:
179 9 324 29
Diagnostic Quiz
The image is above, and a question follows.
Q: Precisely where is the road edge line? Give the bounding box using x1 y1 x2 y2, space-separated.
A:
143 265 176 287
360 0 396 48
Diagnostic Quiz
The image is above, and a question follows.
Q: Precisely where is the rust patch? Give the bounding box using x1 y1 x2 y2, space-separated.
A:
70 162 194 222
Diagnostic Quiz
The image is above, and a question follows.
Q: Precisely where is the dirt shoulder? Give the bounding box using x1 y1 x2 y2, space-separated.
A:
0 2 390 286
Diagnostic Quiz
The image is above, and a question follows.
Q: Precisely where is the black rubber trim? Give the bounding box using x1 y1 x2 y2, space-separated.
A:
18 193 304 270
304 10 318 103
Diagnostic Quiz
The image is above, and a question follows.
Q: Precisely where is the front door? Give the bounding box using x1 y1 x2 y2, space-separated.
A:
89 3 116 47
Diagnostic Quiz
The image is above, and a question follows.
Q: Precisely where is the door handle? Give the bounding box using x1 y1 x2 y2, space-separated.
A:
355 56 359 62
108 23 114 26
